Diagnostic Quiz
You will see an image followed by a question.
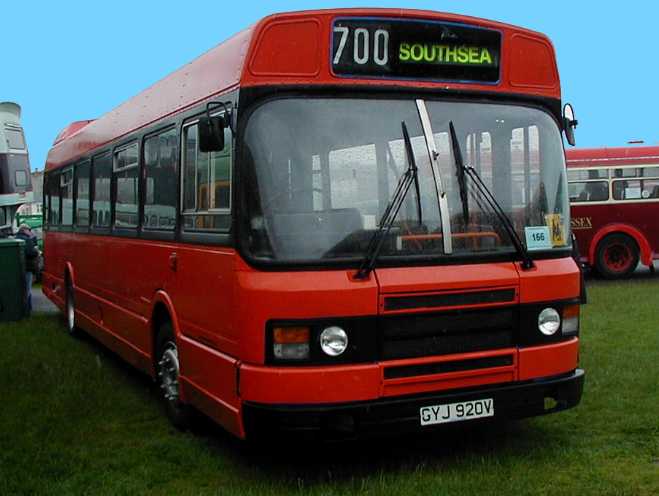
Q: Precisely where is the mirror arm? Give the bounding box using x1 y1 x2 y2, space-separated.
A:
206 101 235 134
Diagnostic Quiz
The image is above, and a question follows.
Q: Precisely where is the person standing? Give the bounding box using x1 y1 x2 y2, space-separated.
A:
15 224 39 316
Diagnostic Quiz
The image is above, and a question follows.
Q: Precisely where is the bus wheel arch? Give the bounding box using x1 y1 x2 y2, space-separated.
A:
590 224 652 273
150 296 191 429
595 232 640 279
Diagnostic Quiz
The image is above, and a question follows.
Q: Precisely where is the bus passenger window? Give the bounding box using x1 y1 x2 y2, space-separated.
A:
144 129 177 230
113 143 139 228
182 119 232 231
75 161 91 227
92 153 112 227
613 180 641 200
60 169 74 225
48 173 60 225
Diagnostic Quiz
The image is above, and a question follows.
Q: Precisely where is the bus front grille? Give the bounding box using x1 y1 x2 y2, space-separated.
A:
379 308 516 360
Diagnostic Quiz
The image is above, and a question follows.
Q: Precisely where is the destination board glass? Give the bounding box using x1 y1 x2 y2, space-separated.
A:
332 18 501 83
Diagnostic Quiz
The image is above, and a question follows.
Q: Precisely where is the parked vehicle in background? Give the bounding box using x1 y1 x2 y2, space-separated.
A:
43 8 584 440
0 102 33 234
566 146 659 278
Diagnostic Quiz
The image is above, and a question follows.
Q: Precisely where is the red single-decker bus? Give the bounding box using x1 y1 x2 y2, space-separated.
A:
43 9 584 440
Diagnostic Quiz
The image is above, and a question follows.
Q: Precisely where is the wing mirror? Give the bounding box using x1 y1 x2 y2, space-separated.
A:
563 103 578 146
198 101 234 153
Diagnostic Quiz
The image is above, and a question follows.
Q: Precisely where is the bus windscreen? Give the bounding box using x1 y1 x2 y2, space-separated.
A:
331 18 501 82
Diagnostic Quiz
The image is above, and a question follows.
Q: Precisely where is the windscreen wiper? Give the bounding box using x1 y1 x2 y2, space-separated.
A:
449 121 470 225
448 121 535 270
355 121 421 279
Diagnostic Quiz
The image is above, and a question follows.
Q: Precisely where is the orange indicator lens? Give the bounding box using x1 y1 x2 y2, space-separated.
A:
563 305 580 319
273 326 310 344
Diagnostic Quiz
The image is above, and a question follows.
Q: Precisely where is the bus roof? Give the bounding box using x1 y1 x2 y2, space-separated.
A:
46 8 561 171
566 146 659 167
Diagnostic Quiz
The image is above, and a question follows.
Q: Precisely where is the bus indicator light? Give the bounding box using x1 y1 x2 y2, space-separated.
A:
273 326 310 360
562 305 580 336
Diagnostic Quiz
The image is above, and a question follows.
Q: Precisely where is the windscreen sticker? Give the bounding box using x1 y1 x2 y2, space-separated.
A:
545 214 567 247
525 226 552 251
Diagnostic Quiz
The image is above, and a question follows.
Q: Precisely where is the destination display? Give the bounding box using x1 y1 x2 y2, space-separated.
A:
331 18 501 83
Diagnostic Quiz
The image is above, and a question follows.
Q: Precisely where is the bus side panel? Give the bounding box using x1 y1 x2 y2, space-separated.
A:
178 335 243 438
572 203 656 266
517 258 580 303
164 248 238 354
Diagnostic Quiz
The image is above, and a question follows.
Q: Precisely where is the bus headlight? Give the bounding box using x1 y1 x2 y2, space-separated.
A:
320 326 348 356
538 308 561 336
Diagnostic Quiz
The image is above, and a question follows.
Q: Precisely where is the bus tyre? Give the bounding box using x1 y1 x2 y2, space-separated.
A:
65 280 80 337
156 323 191 429
596 234 639 279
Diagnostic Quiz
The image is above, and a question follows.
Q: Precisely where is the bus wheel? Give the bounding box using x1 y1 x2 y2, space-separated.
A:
65 279 80 337
156 323 191 429
596 234 639 279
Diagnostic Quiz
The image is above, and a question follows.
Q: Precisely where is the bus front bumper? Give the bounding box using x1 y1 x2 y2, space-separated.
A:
242 369 584 439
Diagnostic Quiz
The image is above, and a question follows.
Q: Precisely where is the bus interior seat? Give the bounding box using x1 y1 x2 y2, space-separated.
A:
271 208 363 258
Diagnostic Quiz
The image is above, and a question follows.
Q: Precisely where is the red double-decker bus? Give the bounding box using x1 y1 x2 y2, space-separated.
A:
43 9 583 439
567 146 659 278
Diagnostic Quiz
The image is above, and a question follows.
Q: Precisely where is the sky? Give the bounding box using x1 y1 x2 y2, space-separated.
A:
2 1 657 171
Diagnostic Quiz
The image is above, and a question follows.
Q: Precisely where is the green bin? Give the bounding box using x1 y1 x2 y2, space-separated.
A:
0 239 27 321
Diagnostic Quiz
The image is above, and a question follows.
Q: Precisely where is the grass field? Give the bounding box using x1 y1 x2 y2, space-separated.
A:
1 277 658 495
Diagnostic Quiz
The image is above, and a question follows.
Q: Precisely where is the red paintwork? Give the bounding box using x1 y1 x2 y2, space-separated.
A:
566 146 659 268
43 9 578 439
46 8 560 171
518 338 579 380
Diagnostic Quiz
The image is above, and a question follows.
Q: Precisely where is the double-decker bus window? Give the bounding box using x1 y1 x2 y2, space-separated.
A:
60 169 74 225
613 179 641 200
5 128 25 150
567 168 608 181
182 121 231 231
75 161 91 227
113 143 139 228
92 153 112 227
613 168 638 178
643 179 659 198
144 128 177 230
569 181 609 202
15 169 28 187
641 166 659 178
613 178 659 200
48 173 60 225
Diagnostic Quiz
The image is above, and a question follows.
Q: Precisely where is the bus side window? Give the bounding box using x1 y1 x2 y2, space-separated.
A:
181 119 232 231
113 143 139 228
60 168 74 226
144 128 177 230
92 153 112 227
75 161 91 227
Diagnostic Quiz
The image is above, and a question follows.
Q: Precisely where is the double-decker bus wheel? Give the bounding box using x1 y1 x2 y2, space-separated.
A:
156 323 191 429
65 278 80 337
596 234 639 279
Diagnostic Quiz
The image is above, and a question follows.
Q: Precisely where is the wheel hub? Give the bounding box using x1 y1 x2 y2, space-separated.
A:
158 343 180 402
604 243 632 272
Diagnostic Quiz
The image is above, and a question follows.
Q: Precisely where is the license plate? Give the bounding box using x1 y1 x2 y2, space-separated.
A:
420 398 494 426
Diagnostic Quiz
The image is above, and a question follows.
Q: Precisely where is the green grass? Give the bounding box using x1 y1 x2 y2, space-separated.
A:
1 278 658 496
